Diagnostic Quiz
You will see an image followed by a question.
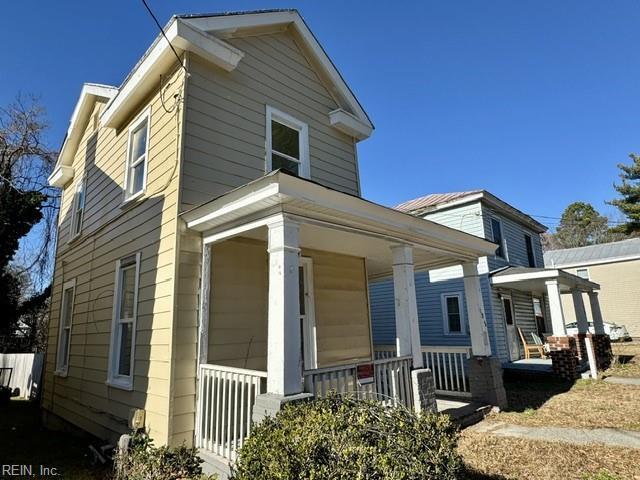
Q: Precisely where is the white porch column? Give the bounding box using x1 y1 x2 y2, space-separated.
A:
546 280 566 336
462 262 492 356
391 245 423 368
572 289 589 334
588 291 606 335
266 218 302 395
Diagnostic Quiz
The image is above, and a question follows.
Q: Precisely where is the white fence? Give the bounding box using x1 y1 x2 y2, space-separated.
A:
374 345 472 398
195 364 267 461
303 355 414 408
0 353 44 399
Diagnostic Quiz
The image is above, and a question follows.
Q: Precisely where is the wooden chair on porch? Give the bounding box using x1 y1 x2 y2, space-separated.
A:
517 328 547 359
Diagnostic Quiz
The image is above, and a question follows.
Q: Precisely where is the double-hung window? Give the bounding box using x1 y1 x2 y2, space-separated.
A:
108 253 141 390
524 234 536 267
490 218 507 260
70 177 86 239
124 110 150 200
56 279 76 375
442 293 465 335
266 106 309 178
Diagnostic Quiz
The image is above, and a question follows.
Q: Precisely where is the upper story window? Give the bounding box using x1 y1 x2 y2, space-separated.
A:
56 279 76 376
124 109 150 201
524 234 536 267
266 106 309 178
442 293 465 335
69 177 86 240
107 253 141 390
576 268 590 280
490 217 508 260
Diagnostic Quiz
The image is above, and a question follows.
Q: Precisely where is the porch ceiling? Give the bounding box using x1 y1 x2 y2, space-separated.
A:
180 171 497 276
490 266 600 294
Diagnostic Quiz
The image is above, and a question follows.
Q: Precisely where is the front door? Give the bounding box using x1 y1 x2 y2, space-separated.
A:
501 295 519 361
532 297 546 337
299 257 317 370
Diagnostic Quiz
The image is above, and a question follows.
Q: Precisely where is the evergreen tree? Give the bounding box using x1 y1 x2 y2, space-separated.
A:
555 202 610 248
608 153 640 233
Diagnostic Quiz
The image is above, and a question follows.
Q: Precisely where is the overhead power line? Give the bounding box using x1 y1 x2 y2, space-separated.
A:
140 0 188 75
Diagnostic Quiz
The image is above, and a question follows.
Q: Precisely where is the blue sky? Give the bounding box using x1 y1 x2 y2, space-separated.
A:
2 0 639 232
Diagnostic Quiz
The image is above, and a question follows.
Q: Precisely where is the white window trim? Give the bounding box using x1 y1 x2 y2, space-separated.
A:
69 176 86 242
107 252 141 391
122 107 151 204
55 279 76 377
490 217 508 261
300 257 318 370
576 267 590 280
265 105 310 179
441 292 466 335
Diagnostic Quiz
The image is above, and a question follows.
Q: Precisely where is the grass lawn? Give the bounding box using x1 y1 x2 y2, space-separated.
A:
606 341 640 378
0 399 111 479
459 431 640 480
487 377 640 431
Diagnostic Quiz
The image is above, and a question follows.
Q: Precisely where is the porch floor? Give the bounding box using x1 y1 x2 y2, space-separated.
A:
502 358 553 374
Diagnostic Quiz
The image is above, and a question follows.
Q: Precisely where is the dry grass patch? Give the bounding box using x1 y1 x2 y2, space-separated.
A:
490 378 640 431
459 431 640 480
607 342 640 378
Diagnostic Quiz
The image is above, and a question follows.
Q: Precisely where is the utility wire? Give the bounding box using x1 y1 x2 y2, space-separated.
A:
140 0 188 75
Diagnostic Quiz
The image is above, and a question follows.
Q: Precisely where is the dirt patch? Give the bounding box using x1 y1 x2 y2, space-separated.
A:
607 342 640 378
459 431 640 480
489 378 640 431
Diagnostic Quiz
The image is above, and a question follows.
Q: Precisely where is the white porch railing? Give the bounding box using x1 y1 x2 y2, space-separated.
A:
374 345 472 398
196 364 267 461
303 355 414 408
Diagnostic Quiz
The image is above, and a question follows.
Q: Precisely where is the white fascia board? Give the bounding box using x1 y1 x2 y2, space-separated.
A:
48 165 75 188
184 11 373 132
491 269 560 284
101 18 243 129
420 193 485 215
329 108 372 141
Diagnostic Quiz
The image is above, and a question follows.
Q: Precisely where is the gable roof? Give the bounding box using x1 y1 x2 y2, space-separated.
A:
544 238 640 268
395 190 547 234
102 9 373 135
48 83 118 187
49 9 373 188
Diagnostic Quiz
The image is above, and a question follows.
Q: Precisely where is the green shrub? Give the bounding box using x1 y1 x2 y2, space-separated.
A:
231 395 462 480
114 432 217 480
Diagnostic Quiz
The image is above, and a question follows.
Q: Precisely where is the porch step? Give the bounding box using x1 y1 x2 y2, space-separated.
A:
437 397 493 428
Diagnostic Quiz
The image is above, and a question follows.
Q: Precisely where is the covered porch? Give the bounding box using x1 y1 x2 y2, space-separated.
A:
181 171 497 464
490 267 609 379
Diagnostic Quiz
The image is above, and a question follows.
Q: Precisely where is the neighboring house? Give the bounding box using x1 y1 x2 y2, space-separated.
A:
43 10 498 476
370 190 603 379
544 238 640 338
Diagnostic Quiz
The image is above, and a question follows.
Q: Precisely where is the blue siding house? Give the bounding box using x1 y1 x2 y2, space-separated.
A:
370 190 551 365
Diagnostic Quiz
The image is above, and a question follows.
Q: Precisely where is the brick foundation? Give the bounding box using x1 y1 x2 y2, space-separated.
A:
547 336 579 381
573 333 588 361
589 334 612 370
468 357 508 408
411 368 437 413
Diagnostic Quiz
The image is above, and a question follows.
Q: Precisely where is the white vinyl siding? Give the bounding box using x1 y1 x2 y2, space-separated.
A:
107 253 141 390
124 109 150 201
442 293 465 335
266 106 309 178
55 279 76 376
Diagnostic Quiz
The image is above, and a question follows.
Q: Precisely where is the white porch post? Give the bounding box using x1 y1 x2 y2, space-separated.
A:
462 262 492 356
545 280 566 336
588 291 606 335
391 245 424 368
572 289 589 334
266 217 302 395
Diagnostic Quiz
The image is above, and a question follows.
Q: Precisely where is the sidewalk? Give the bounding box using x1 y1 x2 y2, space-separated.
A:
470 421 640 449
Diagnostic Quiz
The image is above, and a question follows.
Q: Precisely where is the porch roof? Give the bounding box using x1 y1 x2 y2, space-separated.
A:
490 266 600 294
180 171 498 275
